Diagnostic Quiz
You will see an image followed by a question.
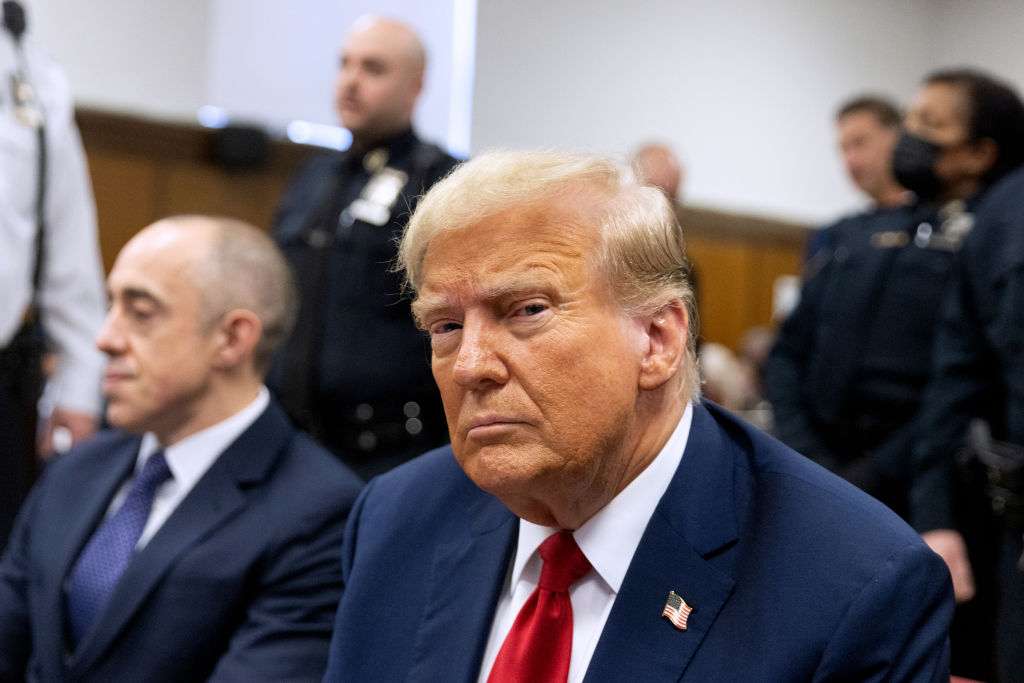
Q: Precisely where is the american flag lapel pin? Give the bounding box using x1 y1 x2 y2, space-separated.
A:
662 590 693 630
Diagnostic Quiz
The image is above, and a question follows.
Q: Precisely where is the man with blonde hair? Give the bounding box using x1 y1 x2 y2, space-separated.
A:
324 150 953 681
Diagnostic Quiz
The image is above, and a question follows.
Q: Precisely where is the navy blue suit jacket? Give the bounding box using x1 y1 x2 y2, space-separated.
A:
324 402 953 681
0 400 363 682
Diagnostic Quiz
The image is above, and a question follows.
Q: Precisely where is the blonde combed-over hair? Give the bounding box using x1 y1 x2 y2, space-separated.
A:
398 149 700 401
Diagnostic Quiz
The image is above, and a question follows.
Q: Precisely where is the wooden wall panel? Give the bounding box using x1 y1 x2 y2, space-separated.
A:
77 109 314 273
687 235 755 349
680 206 808 350
76 108 809 351
161 161 290 231
86 150 162 272
755 244 804 324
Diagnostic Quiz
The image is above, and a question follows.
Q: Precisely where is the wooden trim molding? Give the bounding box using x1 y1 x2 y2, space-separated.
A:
75 108 317 174
678 204 810 245
76 107 807 349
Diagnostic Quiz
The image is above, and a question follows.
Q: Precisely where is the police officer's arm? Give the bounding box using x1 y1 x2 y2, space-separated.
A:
911 253 995 602
37 86 105 447
763 269 836 467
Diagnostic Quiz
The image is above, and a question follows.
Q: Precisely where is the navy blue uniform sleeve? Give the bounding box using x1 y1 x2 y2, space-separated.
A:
910 254 996 533
764 266 835 466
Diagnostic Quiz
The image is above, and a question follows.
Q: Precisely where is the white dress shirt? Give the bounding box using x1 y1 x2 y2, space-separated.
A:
103 387 270 548
0 32 105 415
477 402 694 683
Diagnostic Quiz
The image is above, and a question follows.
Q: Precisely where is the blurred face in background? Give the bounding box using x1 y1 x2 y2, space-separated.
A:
903 82 995 200
335 18 424 147
837 109 900 204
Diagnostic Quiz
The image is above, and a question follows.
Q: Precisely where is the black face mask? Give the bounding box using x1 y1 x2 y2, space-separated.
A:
892 132 945 201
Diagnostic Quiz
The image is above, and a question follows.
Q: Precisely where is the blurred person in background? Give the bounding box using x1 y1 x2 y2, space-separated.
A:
631 142 683 201
766 69 1024 681
268 15 460 481
912 149 1024 683
804 95 906 269
0 0 105 549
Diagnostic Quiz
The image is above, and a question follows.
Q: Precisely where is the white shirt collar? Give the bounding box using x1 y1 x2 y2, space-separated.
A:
508 402 694 594
137 386 270 488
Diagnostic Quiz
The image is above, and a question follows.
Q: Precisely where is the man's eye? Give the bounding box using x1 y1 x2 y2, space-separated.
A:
431 321 462 336
520 303 547 316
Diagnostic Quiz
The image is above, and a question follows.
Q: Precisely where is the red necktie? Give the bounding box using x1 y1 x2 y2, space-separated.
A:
487 532 592 683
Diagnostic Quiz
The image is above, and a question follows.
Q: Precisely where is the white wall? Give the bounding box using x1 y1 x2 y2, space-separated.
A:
29 0 209 120
204 0 467 155
932 0 1024 87
472 0 934 222
28 0 466 153
21 0 1024 223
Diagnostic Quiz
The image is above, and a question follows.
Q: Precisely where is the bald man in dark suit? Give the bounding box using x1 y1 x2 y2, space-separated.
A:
0 216 362 682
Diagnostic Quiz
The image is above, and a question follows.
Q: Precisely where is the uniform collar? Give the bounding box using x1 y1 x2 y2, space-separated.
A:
347 127 417 165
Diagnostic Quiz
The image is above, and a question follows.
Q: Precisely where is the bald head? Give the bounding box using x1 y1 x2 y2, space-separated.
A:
349 16 425 75
147 215 298 375
97 216 296 442
632 143 683 200
336 16 426 147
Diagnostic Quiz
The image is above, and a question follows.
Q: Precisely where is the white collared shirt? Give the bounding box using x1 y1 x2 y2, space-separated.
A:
477 403 694 683
0 33 105 415
104 386 270 548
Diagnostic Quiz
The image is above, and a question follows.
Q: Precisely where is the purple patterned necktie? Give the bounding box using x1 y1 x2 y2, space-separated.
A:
65 450 172 646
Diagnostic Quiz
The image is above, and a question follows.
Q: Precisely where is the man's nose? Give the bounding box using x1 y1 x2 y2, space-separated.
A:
94 311 124 355
339 67 358 92
452 316 509 389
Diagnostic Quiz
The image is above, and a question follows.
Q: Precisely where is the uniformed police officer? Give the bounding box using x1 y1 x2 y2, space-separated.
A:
803 95 907 271
765 69 1024 680
268 16 460 480
913 161 1024 682
0 2 105 548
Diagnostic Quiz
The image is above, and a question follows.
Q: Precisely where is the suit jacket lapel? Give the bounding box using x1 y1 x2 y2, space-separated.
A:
585 404 739 682
35 440 139 673
70 402 293 674
407 491 518 683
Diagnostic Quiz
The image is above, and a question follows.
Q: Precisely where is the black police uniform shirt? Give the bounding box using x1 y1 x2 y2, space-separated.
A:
268 128 460 473
912 165 1024 533
910 164 1024 683
765 197 977 509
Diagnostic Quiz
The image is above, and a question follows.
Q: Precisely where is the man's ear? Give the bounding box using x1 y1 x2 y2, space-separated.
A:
212 309 262 371
638 300 688 391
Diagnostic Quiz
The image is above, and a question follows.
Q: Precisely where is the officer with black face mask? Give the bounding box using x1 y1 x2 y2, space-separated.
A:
911 102 1024 683
765 69 1024 682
